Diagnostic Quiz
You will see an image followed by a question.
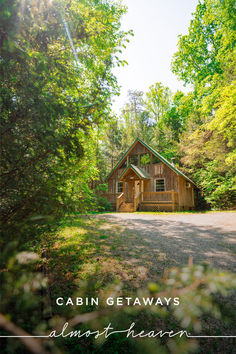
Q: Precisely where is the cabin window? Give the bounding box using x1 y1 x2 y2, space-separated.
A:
129 155 138 165
155 178 165 192
116 181 123 193
140 153 150 166
152 155 161 164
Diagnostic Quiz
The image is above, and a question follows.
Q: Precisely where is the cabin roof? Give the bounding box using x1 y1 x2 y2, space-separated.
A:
106 137 196 186
119 164 151 181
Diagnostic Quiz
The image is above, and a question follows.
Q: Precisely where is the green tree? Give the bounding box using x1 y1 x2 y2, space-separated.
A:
102 119 123 170
0 0 129 344
121 90 145 147
171 0 236 87
145 83 179 159
145 82 171 122
0 0 128 238
119 90 153 150
172 0 236 208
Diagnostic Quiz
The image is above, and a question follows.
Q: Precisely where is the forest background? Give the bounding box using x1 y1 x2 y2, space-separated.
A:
0 0 235 353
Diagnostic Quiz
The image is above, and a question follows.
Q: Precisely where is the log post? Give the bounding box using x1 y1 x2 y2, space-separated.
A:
171 189 175 211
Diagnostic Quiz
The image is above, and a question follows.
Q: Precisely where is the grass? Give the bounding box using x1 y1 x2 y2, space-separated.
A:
133 210 236 215
82 210 236 216
135 209 236 214
47 216 151 303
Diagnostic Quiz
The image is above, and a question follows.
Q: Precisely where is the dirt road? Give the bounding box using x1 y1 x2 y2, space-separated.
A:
93 212 236 273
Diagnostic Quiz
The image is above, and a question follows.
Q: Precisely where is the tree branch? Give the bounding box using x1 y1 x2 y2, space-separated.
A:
0 313 50 354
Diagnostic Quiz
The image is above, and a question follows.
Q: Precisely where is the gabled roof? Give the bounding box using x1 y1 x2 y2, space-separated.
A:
119 164 151 180
106 137 196 186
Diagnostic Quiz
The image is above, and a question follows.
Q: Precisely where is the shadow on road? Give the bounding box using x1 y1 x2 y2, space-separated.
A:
93 213 236 280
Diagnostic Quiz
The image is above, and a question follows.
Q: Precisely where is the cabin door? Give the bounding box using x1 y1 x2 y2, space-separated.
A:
125 181 134 203
134 181 140 197
124 182 129 202
124 181 140 203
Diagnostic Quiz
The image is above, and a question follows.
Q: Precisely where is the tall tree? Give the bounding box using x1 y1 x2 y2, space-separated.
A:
0 0 130 348
171 0 236 87
0 0 128 239
145 83 178 158
121 90 147 148
172 0 236 208
145 82 171 122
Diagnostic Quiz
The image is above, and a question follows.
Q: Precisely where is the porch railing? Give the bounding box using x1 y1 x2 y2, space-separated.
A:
116 192 125 211
104 191 179 211
103 193 119 204
142 191 178 203
142 190 178 211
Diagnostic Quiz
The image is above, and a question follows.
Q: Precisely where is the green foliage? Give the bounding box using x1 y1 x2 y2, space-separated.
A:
146 82 171 122
98 118 124 177
208 83 236 148
172 0 236 209
181 132 236 209
0 0 128 349
0 0 128 242
121 90 149 148
171 0 236 85
140 153 151 166
96 197 112 211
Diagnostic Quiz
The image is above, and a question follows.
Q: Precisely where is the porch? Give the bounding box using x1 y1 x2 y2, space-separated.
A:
104 163 179 212
103 190 179 212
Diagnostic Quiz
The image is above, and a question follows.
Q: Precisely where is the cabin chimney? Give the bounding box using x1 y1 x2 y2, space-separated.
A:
171 157 175 166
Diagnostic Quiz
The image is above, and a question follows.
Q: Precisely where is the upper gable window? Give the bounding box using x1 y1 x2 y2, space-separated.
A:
152 155 161 164
140 153 150 166
129 155 138 165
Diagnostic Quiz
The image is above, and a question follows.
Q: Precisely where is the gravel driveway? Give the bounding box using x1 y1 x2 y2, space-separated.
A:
93 212 236 274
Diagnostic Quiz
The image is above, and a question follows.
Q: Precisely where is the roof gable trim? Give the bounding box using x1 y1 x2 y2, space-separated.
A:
119 164 150 180
105 138 140 181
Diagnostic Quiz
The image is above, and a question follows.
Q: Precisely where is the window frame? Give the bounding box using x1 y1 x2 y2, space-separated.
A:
154 178 166 192
116 181 123 193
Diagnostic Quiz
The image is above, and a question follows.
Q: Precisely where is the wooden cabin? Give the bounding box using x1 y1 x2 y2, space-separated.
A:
104 138 197 212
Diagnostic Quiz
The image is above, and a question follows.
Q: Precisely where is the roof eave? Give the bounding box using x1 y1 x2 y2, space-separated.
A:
137 139 197 187
119 164 150 181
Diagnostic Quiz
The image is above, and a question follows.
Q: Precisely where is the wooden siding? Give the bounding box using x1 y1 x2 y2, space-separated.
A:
129 141 150 155
108 167 125 193
108 165 178 194
178 176 195 209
